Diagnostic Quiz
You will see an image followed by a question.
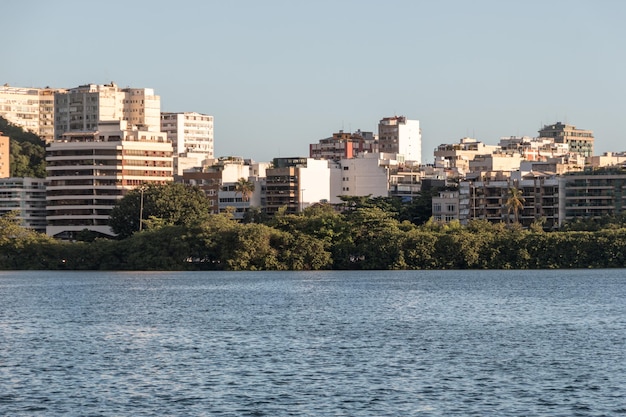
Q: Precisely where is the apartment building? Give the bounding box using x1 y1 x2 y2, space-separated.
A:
339 153 395 199
0 85 63 142
161 112 214 176
459 175 560 229
265 157 338 215
309 129 377 161
434 137 499 177
378 116 421 163
54 82 161 140
538 122 594 158
433 191 460 223
46 120 173 239
0 177 47 233
559 169 626 223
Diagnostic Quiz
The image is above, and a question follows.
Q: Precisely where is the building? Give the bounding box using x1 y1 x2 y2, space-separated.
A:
309 129 377 161
339 152 397 199
0 85 63 142
378 116 421 163
459 175 560 229
559 169 626 224
265 157 337 215
538 122 594 158
46 120 173 239
54 82 162 141
434 137 499 177
587 152 626 169
161 112 214 176
432 191 460 223
0 133 9 178
0 177 47 233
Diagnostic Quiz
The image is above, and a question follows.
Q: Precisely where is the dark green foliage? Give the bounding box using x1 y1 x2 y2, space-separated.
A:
0 116 46 178
4 193 626 271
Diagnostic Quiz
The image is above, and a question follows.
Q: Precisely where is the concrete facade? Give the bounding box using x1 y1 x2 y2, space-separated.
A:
0 85 63 142
538 122 594 158
0 177 47 233
378 116 421 163
46 120 173 239
0 133 9 178
161 112 215 176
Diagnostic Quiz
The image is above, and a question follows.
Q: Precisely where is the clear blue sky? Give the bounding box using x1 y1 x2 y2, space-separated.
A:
4 0 625 162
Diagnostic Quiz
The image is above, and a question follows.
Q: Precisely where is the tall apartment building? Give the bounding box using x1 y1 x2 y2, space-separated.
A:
0 85 63 142
538 122 594 158
378 116 421 163
0 177 47 233
0 133 9 178
161 112 214 176
309 129 377 161
559 169 626 223
54 82 161 140
46 120 173 239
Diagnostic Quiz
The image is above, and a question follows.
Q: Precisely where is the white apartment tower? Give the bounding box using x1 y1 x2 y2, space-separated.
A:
0 85 64 142
46 120 173 239
54 82 162 140
378 116 421 164
161 112 214 176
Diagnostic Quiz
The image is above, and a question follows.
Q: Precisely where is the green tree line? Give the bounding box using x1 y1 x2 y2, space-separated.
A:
0 116 47 178
3 201 626 271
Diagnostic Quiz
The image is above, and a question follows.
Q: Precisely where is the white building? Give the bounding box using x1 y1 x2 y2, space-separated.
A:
378 116 421 163
339 153 396 199
54 82 162 140
0 85 63 142
161 112 215 176
0 177 47 233
46 120 173 239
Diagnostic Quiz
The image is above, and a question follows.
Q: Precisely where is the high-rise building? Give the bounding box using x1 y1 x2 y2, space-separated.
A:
46 120 173 239
0 133 9 178
53 82 162 140
0 85 64 142
378 116 421 163
538 122 594 158
161 112 214 176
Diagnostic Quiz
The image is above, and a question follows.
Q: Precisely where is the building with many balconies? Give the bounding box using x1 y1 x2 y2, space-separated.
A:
309 129 377 161
538 122 594 158
378 116 421 163
0 177 47 233
46 120 173 239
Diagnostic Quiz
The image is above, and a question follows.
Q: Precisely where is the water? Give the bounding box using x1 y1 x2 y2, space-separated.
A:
0 270 625 416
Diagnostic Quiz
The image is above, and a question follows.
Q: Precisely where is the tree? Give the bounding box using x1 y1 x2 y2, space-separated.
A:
109 182 212 239
234 177 255 202
506 187 525 224
1 116 47 178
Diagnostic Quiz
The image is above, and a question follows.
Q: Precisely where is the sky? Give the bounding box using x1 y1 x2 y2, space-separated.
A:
3 0 626 163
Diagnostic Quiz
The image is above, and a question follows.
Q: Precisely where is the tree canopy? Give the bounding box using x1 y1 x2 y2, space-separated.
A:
109 182 212 238
0 116 46 178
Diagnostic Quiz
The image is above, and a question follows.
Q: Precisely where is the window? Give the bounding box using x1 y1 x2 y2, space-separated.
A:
433 203 441 213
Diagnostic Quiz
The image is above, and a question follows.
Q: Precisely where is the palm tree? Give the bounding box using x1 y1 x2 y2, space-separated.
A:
506 187 525 224
234 177 255 202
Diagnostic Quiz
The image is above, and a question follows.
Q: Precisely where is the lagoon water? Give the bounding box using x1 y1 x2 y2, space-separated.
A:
0 269 625 416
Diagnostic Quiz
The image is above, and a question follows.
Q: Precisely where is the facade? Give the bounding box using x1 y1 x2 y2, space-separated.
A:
432 191 460 223
0 133 9 178
0 85 63 142
459 175 560 229
434 137 499 177
265 157 337 215
538 122 594 158
54 82 162 140
161 112 215 176
46 120 173 239
587 152 626 169
309 129 377 161
559 170 626 224
339 153 395 199
0 177 47 233
378 116 421 163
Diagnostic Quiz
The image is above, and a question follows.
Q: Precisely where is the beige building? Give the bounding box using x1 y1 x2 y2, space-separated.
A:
434 137 499 177
54 82 162 140
0 85 64 142
587 152 626 169
538 122 594 158
161 112 215 176
0 133 9 178
46 120 173 239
